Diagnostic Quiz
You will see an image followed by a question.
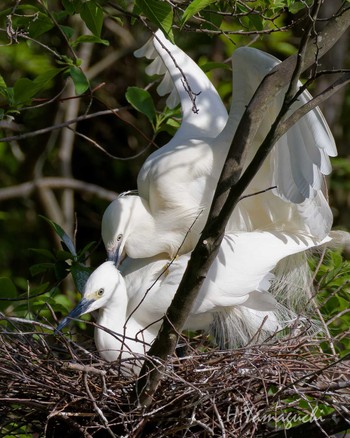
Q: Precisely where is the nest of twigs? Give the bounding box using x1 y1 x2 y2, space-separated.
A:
0 315 349 437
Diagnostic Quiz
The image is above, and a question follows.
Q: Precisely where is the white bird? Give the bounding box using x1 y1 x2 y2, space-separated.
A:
56 231 331 367
102 31 337 264
102 29 228 262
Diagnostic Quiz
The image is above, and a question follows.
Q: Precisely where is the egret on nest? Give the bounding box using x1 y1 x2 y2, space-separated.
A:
102 30 336 265
56 231 331 365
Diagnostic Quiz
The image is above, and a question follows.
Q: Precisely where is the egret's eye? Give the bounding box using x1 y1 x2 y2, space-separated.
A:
117 234 123 242
97 288 104 297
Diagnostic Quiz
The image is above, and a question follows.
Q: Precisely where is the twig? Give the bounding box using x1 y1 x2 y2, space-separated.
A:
0 177 117 202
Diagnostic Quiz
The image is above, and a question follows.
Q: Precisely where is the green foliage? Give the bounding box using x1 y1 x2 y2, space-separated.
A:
134 0 174 40
79 1 104 37
311 249 350 355
180 0 217 27
0 277 17 311
13 68 62 107
126 86 156 125
33 217 94 293
0 2 349 434
0 216 94 324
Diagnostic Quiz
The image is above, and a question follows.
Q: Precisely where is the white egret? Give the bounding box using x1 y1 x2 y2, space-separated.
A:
56 231 331 365
103 29 228 261
102 32 336 264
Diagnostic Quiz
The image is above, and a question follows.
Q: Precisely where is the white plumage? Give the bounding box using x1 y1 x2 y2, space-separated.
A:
102 31 336 264
57 31 340 366
56 231 331 365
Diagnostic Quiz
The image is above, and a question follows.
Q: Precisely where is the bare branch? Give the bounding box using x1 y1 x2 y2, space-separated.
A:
265 412 350 438
0 177 117 202
0 108 126 144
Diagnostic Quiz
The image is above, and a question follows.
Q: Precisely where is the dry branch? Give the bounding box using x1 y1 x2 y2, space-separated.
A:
0 177 117 202
0 317 349 437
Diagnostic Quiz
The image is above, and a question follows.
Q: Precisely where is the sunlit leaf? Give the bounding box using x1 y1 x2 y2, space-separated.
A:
135 0 173 41
199 61 231 73
126 86 156 124
181 0 216 27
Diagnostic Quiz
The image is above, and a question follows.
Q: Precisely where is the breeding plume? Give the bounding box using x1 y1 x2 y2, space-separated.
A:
56 231 331 367
102 31 336 264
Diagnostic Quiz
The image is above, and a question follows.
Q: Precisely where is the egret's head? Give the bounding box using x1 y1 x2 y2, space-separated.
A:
101 195 141 265
55 262 125 332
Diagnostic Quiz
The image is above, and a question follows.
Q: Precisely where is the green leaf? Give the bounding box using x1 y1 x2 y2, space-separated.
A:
28 248 56 261
0 75 12 109
201 6 223 30
248 13 264 31
68 65 90 95
56 250 75 261
135 0 173 41
126 86 156 124
199 61 231 73
78 241 97 261
0 277 17 297
71 262 93 293
40 216 77 257
181 0 216 27
30 262 55 276
71 35 110 47
80 1 103 37
29 282 50 296
288 0 309 14
0 74 6 88
54 293 75 312
13 68 61 105
60 25 75 39
28 12 54 38
62 0 80 14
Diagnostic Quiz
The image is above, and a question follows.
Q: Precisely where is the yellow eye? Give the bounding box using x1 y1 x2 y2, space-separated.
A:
97 288 104 297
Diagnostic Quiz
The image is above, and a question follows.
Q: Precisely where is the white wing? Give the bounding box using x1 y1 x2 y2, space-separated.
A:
135 30 228 140
221 47 336 238
124 231 330 324
135 30 228 207
224 48 336 199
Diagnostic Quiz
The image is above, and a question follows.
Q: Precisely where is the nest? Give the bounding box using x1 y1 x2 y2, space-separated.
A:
0 316 349 437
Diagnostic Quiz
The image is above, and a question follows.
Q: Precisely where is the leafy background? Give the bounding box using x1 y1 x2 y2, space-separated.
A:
0 1 350 436
0 1 349 348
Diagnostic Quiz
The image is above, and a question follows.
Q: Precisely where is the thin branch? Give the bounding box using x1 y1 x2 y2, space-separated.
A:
278 72 350 135
265 412 350 438
0 108 126 143
0 105 159 157
0 177 117 202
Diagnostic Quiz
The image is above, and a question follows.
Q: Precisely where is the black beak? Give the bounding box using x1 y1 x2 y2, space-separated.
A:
108 242 124 267
55 297 94 333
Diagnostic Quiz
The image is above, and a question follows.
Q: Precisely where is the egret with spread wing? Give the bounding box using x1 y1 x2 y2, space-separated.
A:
102 31 336 265
56 231 331 366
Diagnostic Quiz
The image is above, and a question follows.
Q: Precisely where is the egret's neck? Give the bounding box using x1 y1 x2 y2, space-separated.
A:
94 285 152 365
126 198 184 258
